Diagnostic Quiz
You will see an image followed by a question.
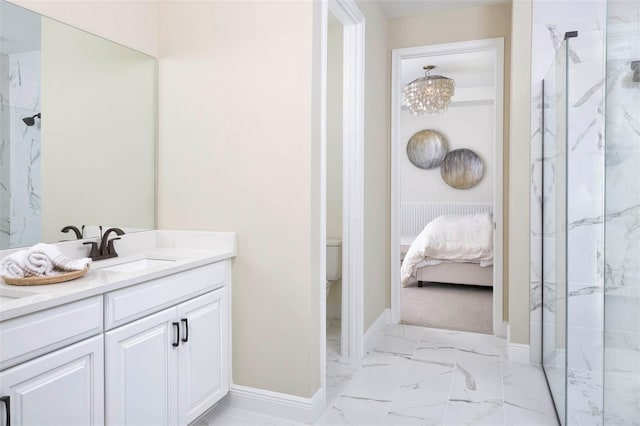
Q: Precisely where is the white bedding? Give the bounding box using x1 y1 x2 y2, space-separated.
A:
401 212 493 286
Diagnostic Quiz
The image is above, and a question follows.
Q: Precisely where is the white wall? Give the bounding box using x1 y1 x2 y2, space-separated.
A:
326 17 343 318
157 1 319 398
401 104 494 204
508 0 532 345
326 18 343 242
8 0 159 56
357 0 390 332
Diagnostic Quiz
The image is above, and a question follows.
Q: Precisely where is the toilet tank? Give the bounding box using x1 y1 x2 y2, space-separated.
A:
326 238 342 281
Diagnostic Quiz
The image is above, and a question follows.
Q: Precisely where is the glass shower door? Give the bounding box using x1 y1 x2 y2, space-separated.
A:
542 40 568 426
543 29 607 425
604 0 640 424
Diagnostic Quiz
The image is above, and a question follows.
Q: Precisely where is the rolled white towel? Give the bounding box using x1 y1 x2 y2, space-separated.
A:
55 256 92 272
0 250 30 278
25 251 55 277
29 243 91 273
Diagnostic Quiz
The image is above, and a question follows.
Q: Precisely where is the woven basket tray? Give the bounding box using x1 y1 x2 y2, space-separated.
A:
2 266 90 286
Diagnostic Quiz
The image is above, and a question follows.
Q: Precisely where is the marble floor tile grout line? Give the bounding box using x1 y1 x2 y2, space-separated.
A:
384 346 416 421
382 333 443 423
441 343 460 425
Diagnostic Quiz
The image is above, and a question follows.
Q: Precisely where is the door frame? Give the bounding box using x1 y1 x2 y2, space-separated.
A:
317 0 365 410
390 38 506 337
329 0 365 360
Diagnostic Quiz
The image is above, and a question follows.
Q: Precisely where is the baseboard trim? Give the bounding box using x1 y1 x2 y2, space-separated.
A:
494 321 508 338
364 308 390 353
229 384 323 424
506 324 532 364
506 343 531 364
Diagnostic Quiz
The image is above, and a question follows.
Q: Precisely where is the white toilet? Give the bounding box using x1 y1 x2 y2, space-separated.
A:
326 238 342 296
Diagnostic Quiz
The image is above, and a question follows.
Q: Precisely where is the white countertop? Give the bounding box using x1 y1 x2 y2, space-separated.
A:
0 230 236 322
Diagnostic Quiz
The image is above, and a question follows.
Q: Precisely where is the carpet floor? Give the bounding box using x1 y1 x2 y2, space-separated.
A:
401 278 493 334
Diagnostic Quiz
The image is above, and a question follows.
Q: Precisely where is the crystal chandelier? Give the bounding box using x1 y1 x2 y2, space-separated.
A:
403 65 455 115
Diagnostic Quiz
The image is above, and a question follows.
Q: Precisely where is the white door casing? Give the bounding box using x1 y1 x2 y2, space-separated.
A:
326 0 366 360
318 0 365 412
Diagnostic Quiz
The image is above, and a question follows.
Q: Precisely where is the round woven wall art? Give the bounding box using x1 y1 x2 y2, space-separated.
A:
406 129 448 170
440 148 484 189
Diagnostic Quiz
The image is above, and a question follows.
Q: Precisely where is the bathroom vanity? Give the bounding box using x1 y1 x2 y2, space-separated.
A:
0 230 235 426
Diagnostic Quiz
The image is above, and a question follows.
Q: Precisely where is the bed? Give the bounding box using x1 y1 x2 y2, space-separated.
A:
400 204 494 288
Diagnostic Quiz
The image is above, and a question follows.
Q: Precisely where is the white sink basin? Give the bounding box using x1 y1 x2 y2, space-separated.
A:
0 288 37 303
99 258 176 273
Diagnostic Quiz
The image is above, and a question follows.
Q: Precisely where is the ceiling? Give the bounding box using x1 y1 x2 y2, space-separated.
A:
377 0 510 19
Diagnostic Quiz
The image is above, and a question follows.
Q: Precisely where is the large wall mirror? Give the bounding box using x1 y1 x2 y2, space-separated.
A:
0 0 156 249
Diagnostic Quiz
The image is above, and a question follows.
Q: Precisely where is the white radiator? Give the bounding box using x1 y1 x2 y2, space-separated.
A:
401 202 493 237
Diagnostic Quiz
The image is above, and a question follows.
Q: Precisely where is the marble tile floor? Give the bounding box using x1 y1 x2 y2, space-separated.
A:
197 405 305 426
200 323 559 426
326 319 364 408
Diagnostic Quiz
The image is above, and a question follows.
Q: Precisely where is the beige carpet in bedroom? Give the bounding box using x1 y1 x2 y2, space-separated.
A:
401 278 493 334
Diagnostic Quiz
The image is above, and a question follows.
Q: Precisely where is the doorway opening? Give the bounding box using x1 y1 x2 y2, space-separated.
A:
390 38 505 337
319 0 365 410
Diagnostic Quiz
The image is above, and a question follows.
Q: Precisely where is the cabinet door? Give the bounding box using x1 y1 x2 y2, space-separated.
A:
177 288 229 425
0 335 104 426
105 307 178 426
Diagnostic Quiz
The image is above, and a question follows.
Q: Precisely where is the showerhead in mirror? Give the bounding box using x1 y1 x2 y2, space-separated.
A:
22 113 41 126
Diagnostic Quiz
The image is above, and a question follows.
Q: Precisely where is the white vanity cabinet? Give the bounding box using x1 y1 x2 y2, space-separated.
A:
0 258 232 426
0 231 236 426
105 271 229 426
0 335 104 426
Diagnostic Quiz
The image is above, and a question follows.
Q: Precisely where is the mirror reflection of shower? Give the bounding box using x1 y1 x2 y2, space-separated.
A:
22 112 41 126
0 0 43 249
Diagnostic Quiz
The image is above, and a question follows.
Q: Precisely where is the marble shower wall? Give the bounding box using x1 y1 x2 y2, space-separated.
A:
0 50 41 248
531 1 607 424
603 1 640 424
530 0 606 366
565 30 605 425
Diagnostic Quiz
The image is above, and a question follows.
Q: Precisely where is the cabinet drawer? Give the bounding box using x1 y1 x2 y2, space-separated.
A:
104 262 226 330
0 296 103 371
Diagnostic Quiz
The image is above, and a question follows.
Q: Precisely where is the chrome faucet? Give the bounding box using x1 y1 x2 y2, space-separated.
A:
83 227 125 261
